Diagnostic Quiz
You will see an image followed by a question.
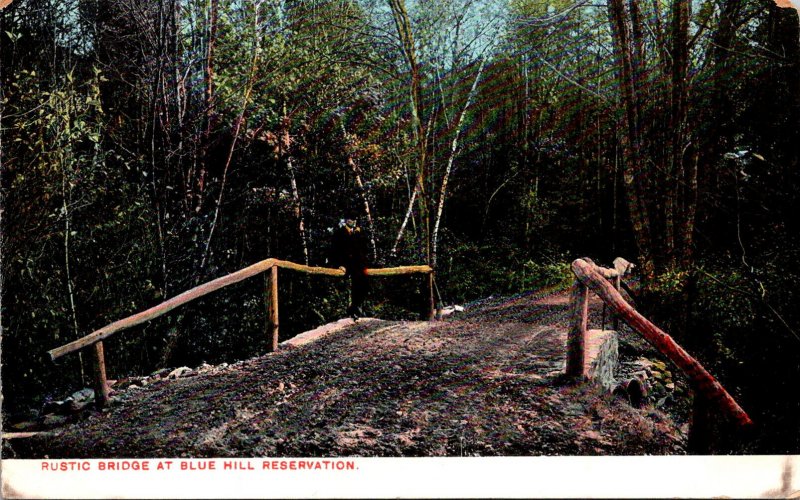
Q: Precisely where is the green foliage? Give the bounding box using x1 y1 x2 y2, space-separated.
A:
1 0 798 454
432 229 571 305
694 269 757 334
517 259 572 290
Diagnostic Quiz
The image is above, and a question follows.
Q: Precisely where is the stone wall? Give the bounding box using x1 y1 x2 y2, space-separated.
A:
583 329 619 391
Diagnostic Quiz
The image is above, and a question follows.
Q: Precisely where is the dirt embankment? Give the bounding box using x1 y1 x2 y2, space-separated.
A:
6 290 686 458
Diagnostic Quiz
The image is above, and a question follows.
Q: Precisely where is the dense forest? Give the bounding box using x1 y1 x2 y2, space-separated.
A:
1 0 799 454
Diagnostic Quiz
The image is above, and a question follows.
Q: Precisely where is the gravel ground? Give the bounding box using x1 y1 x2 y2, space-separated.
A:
7 288 686 458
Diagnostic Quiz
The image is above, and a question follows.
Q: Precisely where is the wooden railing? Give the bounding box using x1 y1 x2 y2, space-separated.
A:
47 258 434 408
567 257 752 430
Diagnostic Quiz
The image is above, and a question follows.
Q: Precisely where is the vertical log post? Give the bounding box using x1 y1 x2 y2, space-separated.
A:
425 271 435 321
566 280 590 378
92 341 110 408
268 265 279 351
613 275 621 331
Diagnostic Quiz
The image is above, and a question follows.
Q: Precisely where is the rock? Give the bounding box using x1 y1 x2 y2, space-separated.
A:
66 399 91 413
613 377 648 408
66 388 96 411
437 305 465 319
584 330 619 391
70 388 95 403
42 400 70 415
114 377 142 390
627 378 647 407
584 430 601 440
167 367 193 379
651 360 667 371
41 414 69 428
150 368 171 378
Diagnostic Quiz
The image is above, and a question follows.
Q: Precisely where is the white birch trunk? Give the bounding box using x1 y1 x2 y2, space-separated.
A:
431 59 485 268
200 4 261 269
350 159 378 262
286 156 310 265
391 182 419 256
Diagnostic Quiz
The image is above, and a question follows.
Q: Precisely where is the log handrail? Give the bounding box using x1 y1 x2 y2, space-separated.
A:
47 258 432 407
569 258 752 427
48 259 431 361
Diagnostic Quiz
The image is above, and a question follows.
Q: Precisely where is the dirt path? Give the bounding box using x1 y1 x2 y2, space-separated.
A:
10 290 684 457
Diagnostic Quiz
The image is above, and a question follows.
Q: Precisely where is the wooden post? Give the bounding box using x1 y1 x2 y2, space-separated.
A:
268 265 279 351
613 275 621 331
566 280 590 378
92 341 110 408
425 271 435 321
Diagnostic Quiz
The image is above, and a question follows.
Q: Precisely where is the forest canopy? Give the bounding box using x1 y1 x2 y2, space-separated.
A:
1 0 799 453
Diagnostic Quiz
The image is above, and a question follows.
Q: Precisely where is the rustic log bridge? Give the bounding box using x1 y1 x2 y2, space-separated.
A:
568 258 752 428
47 258 433 408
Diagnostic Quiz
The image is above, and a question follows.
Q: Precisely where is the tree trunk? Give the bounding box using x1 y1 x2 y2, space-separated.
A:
391 182 418 256
607 0 655 279
196 0 218 212
669 0 691 269
286 157 309 265
62 155 85 386
349 157 378 262
200 3 261 269
431 59 485 269
388 0 430 264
